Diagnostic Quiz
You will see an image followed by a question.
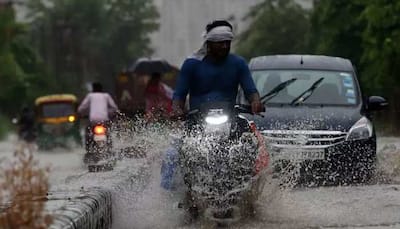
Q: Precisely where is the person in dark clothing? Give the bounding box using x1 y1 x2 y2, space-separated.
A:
172 20 263 116
17 106 36 143
161 20 263 192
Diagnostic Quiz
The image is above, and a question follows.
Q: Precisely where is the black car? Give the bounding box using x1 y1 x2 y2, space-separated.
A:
242 55 388 184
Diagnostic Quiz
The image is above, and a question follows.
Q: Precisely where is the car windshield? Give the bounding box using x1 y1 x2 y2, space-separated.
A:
41 102 75 118
252 70 359 106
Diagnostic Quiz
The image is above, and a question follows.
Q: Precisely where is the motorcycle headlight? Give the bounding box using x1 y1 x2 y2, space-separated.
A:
204 114 230 136
205 115 228 125
346 117 373 141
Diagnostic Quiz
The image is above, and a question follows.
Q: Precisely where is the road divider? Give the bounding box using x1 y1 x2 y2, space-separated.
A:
47 188 112 229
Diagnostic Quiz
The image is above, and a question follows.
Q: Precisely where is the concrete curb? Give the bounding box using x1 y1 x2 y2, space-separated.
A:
46 160 151 229
47 188 112 229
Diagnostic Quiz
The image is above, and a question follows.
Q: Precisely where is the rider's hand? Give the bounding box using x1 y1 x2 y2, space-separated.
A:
170 107 185 121
251 100 264 114
170 100 185 121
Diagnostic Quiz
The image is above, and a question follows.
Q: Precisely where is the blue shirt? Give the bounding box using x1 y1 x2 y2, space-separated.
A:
173 54 258 109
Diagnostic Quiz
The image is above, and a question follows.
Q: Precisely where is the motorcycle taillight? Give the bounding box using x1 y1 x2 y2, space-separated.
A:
93 125 106 135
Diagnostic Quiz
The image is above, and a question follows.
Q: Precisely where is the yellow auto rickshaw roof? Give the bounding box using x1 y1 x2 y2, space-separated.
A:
35 94 77 105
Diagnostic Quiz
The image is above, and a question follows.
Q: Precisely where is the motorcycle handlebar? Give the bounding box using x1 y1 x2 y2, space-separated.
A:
170 104 265 122
184 104 265 117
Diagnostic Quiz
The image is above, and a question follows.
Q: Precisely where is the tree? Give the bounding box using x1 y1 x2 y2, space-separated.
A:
309 0 366 77
238 0 400 133
360 0 400 93
0 6 26 114
0 4 51 117
26 0 159 96
236 0 311 60
360 0 400 131
310 0 400 133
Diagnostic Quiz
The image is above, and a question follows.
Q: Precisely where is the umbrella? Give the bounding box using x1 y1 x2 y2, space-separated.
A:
128 57 175 75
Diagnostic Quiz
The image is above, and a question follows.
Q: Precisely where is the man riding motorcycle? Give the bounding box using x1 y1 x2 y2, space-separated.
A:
163 20 264 221
14 106 37 153
17 106 37 143
78 82 118 124
172 20 262 116
78 82 119 169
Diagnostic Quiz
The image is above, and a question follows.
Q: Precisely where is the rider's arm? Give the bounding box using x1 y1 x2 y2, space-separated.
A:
237 57 258 99
77 94 90 115
237 57 262 113
106 94 118 112
172 100 186 113
172 58 195 111
248 92 261 103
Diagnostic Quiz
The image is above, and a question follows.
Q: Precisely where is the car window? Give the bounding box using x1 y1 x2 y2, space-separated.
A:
41 103 75 118
252 70 359 106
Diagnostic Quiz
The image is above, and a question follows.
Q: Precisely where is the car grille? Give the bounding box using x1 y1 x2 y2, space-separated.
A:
261 130 348 149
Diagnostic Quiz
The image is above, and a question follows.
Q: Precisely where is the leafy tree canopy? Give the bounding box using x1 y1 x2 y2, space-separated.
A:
309 0 366 64
0 6 51 116
26 0 159 95
236 0 310 60
238 0 400 132
360 0 400 95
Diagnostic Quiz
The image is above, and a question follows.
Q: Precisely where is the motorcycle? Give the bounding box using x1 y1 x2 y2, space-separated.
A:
178 102 269 224
83 122 115 172
12 114 38 154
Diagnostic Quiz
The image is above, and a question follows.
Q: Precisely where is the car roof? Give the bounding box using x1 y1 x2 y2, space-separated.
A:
249 55 354 72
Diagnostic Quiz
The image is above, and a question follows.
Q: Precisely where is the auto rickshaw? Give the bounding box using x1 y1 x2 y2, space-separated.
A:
34 94 82 149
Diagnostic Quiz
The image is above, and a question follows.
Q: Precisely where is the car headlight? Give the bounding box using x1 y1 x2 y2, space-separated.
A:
346 117 373 141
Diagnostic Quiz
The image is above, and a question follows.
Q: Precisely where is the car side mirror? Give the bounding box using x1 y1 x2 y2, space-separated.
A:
367 96 388 111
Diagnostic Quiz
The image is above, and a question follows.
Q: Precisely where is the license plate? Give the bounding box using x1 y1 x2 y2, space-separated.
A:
94 135 107 142
271 149 325 161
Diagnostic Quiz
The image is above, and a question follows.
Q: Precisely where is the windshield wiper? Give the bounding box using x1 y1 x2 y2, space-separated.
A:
260 78 297 104
290 77 324 106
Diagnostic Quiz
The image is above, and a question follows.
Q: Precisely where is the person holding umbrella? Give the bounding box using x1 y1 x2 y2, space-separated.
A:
144 72 174 122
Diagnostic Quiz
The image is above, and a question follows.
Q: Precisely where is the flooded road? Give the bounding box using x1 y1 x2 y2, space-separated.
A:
109 135 400 229
0 134 85 187
1 132 400 228
110 133 400 229
110 133 400 228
